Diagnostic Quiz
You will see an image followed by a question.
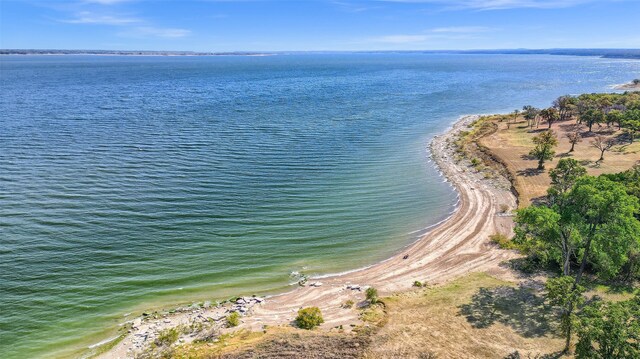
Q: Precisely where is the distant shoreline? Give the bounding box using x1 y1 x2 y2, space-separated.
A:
0 50 275 57
2 48 640 59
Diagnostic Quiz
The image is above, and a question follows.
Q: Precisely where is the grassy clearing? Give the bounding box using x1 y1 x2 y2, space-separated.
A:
364 272 566 359
582 280 638 303
478 117 640 206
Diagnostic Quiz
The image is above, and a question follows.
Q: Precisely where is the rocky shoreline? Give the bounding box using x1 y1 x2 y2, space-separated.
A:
114 295 268 356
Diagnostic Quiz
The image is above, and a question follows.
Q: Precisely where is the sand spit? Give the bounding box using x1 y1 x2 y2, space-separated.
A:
100 115 518 358
613 80 640 91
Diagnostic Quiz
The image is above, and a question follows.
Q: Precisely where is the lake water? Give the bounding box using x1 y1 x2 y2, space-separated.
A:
0 53 638 358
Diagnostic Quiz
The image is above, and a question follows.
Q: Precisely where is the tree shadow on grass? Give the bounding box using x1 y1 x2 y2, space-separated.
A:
528 128 548 134
458 280 557 338
516 168 544 177
529 195 548 206
520 153 536 161
558 122 580 132
504 350 564 359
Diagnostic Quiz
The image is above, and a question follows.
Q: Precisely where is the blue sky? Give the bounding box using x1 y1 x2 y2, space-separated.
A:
1 0 639 51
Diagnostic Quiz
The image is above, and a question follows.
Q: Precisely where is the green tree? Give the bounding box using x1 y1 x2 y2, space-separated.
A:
602 164 640 220
517 160 586 275
601 165 640 280
518 175 640 353
295 307 324 329
622 109 640 143
553 95 577 122
619 249 640 282
540 107 560 129
579 108 605 132
515 205 579 275
517 174 640 280
568 176 640 283
529 130 558 169
522 105 540 128
549 159 587 196
605 108 625 130
575 295 640 358
546 276 585 353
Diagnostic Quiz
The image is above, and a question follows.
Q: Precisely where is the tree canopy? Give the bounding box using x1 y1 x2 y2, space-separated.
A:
576 295 640 359
529 130 558 170
515 165 640 281
549 158 587 196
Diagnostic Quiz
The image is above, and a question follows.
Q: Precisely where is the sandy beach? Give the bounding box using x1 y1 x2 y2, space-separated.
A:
100 115 519 358
613 81 640 91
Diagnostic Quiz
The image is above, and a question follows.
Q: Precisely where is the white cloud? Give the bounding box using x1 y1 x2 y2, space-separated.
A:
431 26 492 33
62 12 140 25
83 0 132 4
58 6 192 39
379 0 596 10
370 26 494 44
374 34 431 43
331 1 383 12
119 26 192 38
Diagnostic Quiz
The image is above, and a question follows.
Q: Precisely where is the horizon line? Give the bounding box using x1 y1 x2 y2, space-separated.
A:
3 47 640 53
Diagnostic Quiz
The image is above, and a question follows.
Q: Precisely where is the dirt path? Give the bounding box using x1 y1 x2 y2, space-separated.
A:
100 115 518 358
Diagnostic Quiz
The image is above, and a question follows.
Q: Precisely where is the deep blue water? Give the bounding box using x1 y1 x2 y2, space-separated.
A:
0 53 638 358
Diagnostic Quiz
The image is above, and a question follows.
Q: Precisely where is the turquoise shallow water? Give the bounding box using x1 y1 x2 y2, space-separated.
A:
0 53 638 358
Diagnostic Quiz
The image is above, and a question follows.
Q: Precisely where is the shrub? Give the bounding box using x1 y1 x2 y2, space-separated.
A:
360 305 385 323
471 157 481 167
154 327 180 347
342 300 354 309
226 312 240 327
413 281 423 287
295 307 324 329
499 204 510 213
365 287 378 305
490 233 518 250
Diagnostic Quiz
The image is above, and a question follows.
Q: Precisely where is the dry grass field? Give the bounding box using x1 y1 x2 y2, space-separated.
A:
363 273 567 359
169 273 570 359
478 116 640 206
169 328 371 358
